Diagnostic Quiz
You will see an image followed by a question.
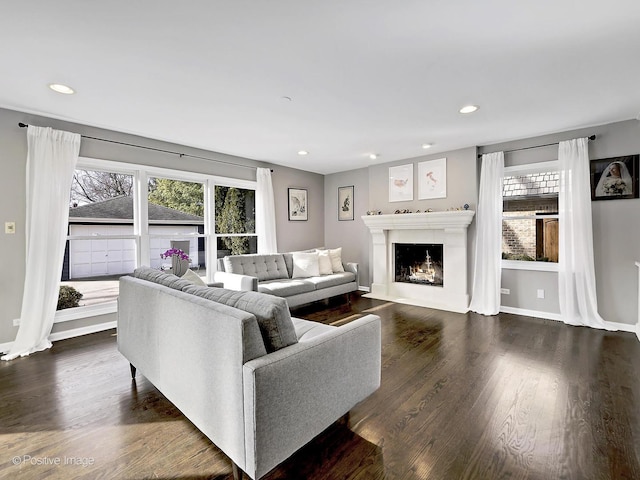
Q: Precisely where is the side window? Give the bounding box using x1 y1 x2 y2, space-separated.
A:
502 170 559 263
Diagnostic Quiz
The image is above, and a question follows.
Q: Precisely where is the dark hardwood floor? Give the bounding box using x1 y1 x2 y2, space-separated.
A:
2 293 640 479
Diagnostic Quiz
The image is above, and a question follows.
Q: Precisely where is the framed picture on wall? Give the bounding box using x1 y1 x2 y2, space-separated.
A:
389 164 413 202
338 186 354 221
590 155 639 201
418 158 447 200
288 188 308 221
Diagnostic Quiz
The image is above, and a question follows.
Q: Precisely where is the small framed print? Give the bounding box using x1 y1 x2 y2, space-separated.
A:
338 186 354 221
590 155 639 201
389 164 413 202
418 158 447 200
288 188 308 221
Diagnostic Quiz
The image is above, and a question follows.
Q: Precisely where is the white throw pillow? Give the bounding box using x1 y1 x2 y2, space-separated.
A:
292 252 320 278
317 250 333 275
328 247 345 273
182 269 207 286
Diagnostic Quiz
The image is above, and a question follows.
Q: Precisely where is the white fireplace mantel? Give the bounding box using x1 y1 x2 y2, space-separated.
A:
361 211 475 313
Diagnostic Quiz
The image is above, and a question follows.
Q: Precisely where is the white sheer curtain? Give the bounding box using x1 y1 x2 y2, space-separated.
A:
2 126 81 361
256 167 278 253
469 152 504 315
558 138 611 329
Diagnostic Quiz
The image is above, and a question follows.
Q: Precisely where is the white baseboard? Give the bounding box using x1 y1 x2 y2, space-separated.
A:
0 341 13 355
500 306 562 322
358 285 370 293
0 320 117 355
49 320 117 342
500 306 637 334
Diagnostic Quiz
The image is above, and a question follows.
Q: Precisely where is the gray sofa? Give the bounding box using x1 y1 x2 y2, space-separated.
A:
117 267 381 480
213 252 358 308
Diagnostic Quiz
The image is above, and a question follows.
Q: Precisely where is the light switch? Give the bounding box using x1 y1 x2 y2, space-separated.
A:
5 222 15 234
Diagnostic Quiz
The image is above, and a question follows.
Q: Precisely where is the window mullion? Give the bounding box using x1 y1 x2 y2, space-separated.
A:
136 170 150 267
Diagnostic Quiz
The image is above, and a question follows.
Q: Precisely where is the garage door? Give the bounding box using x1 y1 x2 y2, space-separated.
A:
68 225 136 279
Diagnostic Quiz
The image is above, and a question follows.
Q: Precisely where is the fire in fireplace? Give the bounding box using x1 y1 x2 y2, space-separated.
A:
394 243 444 286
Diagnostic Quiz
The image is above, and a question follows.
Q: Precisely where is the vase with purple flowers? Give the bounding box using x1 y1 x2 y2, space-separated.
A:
161 248 190 277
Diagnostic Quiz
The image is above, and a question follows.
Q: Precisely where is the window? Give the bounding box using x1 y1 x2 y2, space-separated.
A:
214 185 257 257
58 158 256 319
148 176 206 272
62 168 138 311
502 162 559 270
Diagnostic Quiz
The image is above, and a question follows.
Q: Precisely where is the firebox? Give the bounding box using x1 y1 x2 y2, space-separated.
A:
394 243 443 286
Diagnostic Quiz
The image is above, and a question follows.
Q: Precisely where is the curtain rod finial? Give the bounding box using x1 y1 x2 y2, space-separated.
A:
588 135 596 141
18 122 28 128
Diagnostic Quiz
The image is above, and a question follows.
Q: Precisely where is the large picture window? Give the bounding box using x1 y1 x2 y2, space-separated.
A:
502 162 559 269
58 159 257 319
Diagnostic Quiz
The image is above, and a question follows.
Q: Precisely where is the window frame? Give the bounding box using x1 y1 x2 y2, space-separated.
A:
56 157 257 323
501 160 559 273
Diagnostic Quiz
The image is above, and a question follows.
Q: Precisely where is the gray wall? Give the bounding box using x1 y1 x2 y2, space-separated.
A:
324 167 370 286
367 147 478 214
272 166 325 252
324 147 478 290
0 107 324 345
480 119 640 325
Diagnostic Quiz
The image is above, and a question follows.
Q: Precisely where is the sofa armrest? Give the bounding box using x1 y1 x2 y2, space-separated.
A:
213 271 258 291
345 262 358 285
242 314 381 479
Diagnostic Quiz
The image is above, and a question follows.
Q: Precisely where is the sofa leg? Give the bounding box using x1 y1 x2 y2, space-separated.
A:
129 363 137 379
232 462 244 480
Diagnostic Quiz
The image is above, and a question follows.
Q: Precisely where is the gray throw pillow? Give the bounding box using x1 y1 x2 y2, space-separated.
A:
182 285 298 352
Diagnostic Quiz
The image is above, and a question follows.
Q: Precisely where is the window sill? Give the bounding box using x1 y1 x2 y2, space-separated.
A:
502 260 559 272
54 302 117 324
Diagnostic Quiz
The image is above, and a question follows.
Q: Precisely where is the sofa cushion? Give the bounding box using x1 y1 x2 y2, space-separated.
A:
317 250 333 275
292 252 320 278
134 266 194 291
223 254 289 281
304 272 356 289
328 247 345 273
282 248 323 278
182 285 298 352
257 278 316 297
292 317 335 342
182 268 207 286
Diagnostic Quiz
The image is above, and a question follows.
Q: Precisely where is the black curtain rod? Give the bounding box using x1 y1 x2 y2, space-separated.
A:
478 134 596 158
18 122 272 172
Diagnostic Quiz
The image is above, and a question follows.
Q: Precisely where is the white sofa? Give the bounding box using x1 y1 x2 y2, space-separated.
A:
214 251 358 308
117 267 381 479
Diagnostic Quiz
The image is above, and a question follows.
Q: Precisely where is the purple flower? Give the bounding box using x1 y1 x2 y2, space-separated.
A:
160 248 190 261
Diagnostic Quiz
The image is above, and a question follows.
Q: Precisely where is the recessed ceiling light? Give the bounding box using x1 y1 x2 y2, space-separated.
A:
369 154 378 160
297 150 308 156
49 83 75 95
459 105 478 114
422 143 433 149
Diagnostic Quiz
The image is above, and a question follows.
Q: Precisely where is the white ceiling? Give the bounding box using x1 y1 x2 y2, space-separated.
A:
2 1 640 174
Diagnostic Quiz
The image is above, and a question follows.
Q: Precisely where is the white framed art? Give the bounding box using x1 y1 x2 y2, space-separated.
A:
418 158 447 200
389 164 413 202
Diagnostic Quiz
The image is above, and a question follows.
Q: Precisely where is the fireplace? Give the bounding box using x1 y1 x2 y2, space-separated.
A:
361 211 475 313
395 243 443 286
